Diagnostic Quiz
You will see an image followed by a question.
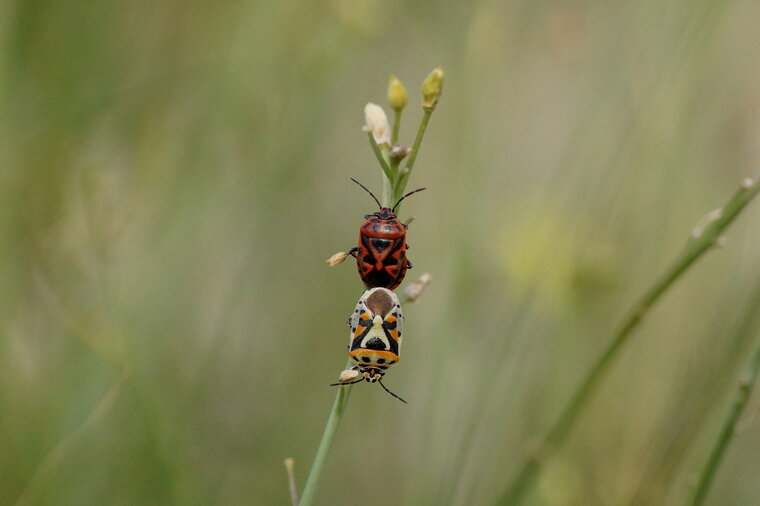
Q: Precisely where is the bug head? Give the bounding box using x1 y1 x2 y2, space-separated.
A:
351 178 426 220
329 367 407 403
360 366 385 383
370 208 397 221
360 368 407 405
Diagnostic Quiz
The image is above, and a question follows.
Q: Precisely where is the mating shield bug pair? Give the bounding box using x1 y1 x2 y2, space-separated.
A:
329 180 424 402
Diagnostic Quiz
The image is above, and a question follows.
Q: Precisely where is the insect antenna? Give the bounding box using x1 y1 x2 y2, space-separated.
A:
350 178 382 209
391 187 426 213
378 379 408 404
329 378 364 387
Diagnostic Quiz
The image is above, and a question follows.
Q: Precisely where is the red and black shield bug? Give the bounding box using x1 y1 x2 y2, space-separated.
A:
330 287 406 403
346 178 425 291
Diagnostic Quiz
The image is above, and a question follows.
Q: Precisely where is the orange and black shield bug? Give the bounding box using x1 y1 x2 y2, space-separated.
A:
331 287 406 403
346 179 425 291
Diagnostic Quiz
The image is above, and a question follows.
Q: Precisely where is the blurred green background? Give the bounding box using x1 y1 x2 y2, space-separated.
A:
2 0 760 505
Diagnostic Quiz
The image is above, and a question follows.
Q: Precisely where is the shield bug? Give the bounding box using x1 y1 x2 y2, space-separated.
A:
346 178 425 290
331 287 406 402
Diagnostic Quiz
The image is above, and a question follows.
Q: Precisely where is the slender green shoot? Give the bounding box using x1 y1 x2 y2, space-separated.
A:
692 333 760 505
382 169 394 209
389 67 442 206
392 109 402 145
366 131 395 190
298 384 354 506
497 174 760 505
392 109 433 206
308 69 442 504
389 75 407 146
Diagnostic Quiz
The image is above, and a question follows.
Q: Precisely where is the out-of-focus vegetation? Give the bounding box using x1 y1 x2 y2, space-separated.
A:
2 1 760 505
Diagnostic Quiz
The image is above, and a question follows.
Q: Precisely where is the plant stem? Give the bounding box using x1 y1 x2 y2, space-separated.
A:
496 174 760 505
624 279 760 506
392 108 433 206
299 384 354 506
382 170 393 208
367 132 395 192
380 144 394 208
692 333 760 506
392 109 402 145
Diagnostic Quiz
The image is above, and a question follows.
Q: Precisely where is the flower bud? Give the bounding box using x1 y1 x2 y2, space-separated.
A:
390 144 411 164
339 369 360 383
422 68 444 110
326 251 349 266
404 272 432 302
363 102 391 145
387 75 408 111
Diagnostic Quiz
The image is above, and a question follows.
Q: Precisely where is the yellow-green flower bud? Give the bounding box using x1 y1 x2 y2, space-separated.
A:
387 75 408 111
421 67 444 110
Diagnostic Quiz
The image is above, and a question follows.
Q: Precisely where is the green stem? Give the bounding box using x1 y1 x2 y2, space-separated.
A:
392 109 402 145
392 108 433 206
380 144 393 208
692 334 760 506
386 108 402 207
299 384 353 506
496 174 760 505
382 166 394 208
367 132 395 192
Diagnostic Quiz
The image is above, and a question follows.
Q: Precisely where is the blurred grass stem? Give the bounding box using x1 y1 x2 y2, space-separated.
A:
15 369 131 506
284 458 299 506
299 384 353 506
498 174 760 505
692 333 760 505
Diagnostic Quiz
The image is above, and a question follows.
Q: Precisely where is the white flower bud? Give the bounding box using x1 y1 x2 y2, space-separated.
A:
363 102 391 145
404 273 432 302
339 369 360 383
